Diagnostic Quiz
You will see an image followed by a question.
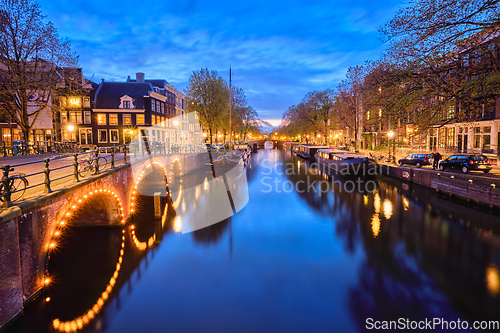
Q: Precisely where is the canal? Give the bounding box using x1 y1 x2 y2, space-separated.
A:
8 146 500 332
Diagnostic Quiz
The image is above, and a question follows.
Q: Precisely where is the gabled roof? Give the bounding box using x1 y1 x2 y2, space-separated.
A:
127 78 168 89
94 82 153 109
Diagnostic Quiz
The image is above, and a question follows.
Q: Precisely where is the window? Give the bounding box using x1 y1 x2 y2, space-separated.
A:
474 127 480 133
156 101 160 113
160 103 164 113
83 97 91 108
109 114 118 125
97 114 106 125
474 135 480 148
69 111 82 124
84 111 91 124
136 114 145 125
62 129 69 141
448 105 454 119
98 129 108 143
123 101 130 109
447 128 454 147
60 112 68 124
60 97 67 107
2 129 11 142
484 135 491 147
79 128 92 145
151 100 156 112
483 126 491 133
152 115 156 126
68 97 80 107
123 114 132 125
110 129 119 143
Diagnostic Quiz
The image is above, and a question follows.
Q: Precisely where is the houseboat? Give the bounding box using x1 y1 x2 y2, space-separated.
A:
315 149 369 175
295 145 330 160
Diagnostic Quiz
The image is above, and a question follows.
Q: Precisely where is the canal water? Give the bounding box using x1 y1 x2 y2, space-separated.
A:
8 146 500 332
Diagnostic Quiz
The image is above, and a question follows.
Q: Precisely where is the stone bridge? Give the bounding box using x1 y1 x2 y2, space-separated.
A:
0 152 212 329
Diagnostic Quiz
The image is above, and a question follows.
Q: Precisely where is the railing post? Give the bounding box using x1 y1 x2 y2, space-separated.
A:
2 142 6 157
111 146 115 168
73 153 79 182
44 158 51 193
1 165 13 208
124 144 128 165
94 149 100 175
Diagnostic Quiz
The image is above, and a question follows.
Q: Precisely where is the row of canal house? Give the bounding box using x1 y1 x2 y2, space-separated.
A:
51 72 200 150
0 69 201 150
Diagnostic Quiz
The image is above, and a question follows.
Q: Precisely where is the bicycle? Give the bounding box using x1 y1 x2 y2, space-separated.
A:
77 151 108 178
0 172 28 202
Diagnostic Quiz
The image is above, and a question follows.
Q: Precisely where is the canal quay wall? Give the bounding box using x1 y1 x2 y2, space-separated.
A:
0 152 210 330
379 164 500 209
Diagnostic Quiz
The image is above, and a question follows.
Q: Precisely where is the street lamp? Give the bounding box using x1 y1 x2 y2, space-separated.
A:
387 131 395 162
68 125 74 142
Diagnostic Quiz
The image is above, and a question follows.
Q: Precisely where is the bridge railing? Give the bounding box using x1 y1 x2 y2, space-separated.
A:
0 144 129 208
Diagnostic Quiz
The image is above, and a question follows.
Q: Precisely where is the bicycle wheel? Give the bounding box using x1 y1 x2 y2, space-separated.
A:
98 156 108 171
78 160 91 178
11 177 28 202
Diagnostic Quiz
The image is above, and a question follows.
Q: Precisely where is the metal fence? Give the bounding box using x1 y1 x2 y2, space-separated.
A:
0 140 81 156
0 144 129 208
0 142 250 208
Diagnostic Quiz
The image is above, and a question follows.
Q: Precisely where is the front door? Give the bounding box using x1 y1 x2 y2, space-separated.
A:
463 134 468 153
457 135 463 153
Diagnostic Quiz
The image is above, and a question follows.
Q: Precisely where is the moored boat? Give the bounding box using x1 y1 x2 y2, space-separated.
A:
295 145 330 160
315 149 370 175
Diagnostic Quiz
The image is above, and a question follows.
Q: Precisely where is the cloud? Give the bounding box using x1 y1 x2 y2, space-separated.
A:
38 0 404 119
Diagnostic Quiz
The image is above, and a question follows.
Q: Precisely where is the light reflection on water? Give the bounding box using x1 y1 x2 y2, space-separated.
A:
8 147 500 333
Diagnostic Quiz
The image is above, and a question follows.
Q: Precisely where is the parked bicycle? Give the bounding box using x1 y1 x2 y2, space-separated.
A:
0 172 28 202
77 151 108 178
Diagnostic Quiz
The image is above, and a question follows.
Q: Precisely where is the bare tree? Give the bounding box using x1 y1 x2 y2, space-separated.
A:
185 68 229 145
0 0 78 140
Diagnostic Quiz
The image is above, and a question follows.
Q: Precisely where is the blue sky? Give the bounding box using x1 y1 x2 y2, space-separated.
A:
38 0 405 126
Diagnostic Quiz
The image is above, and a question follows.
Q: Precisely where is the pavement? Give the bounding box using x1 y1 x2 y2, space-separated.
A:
0 153 128 203
359 149 500 178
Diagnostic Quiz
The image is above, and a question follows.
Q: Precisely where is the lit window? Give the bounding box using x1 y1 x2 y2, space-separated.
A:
110 129 119 143
60 112 68 124
98 129 108 143
69 111 82 124
123 114 132 125
97 114 106 125
68 97 80 107
79 128 92 145
152 115 156 126
109 114 118 125
136 114 145 125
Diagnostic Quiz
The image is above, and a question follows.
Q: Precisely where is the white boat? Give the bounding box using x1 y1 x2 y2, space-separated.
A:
315 149 369 175
295 145 330 160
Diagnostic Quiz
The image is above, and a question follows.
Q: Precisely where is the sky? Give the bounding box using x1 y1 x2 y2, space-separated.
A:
38 0 405 127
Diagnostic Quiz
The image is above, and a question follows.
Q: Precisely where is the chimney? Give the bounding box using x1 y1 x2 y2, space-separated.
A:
101 78 105 83
136 72 145 83
126 75 131 81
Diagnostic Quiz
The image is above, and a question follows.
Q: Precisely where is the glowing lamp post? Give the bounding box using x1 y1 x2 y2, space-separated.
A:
387 131 395 162
68 125 74 142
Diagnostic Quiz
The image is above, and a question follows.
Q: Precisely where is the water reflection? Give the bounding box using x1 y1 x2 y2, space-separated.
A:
8 148 500 333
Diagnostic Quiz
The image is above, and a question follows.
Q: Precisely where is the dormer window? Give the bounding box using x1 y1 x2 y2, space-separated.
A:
119 95 135 109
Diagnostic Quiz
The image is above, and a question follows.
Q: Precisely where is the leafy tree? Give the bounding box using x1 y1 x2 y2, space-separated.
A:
185 68 229 144
0 0 78 140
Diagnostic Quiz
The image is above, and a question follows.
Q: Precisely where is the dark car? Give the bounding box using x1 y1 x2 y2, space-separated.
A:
439 154 492 173
398 154 433 168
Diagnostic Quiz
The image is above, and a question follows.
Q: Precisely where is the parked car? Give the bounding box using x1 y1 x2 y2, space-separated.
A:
398 154 434 168
439 154 492 173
